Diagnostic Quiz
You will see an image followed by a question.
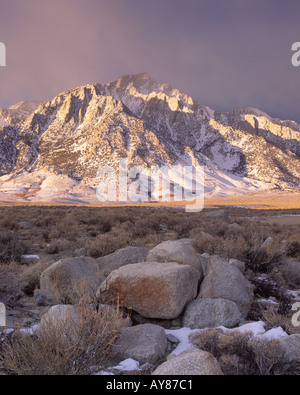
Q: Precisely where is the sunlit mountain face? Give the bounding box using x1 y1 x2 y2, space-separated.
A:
0 73 299 204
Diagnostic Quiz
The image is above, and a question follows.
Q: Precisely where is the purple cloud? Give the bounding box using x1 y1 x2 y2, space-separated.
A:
0 0 300 122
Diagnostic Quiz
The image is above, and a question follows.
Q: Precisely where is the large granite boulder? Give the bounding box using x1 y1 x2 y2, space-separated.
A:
183 298 242 329
147 239 203 277
40 257 102 302
112 324 167 365
152 349 223 375
97 247 149 276
97 261 200 320
198 256 254 318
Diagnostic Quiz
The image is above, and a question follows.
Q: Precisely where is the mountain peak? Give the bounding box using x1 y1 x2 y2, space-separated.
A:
129 72 153 82
110 72 156 94
119 72 153 83
0 74 299 204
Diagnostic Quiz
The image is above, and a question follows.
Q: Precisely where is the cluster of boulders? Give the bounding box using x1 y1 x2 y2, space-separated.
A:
38 240 254 325
13 236 299 375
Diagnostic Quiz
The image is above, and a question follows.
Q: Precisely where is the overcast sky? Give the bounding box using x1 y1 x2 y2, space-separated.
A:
0 0 300 121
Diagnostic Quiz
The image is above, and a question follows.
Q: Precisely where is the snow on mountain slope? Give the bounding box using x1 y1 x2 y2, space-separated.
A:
0 101 42 125
0 74 299 204
0 118 8 127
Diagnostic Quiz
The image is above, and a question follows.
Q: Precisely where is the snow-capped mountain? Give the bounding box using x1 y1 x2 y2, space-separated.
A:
0 73 299 203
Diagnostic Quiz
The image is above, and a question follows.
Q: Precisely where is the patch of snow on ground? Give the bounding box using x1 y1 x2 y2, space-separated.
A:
0 328 14 341
165 328 199 356
165 322 289 359
287 290 300 301
219 321 267 336
19 325 40 336
1 325 40 339
21 255 40 260
218 321 288 340
257 299 279 305
111 359 141 372
263 327 289 340
93 371 115 376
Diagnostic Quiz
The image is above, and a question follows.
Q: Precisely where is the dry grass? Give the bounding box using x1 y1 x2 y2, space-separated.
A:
0 206 298 262
191 216 298 275
190 329 300 375
19 260 54 296
0 302 128 375
281 262 300 289
0 261 22 294
286 241 300 259
45 239 75 255
0 230 28 263
89 232 133 258
0 215 19 230
261 306 300 336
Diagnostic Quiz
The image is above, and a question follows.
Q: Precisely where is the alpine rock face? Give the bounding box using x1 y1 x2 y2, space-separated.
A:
0 73 299 203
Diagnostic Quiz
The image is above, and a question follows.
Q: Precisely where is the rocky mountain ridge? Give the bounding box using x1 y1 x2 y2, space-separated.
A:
0 73 299 203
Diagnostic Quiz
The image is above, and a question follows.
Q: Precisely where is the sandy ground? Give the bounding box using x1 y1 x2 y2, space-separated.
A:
0 190 299 210
204 190 300 210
